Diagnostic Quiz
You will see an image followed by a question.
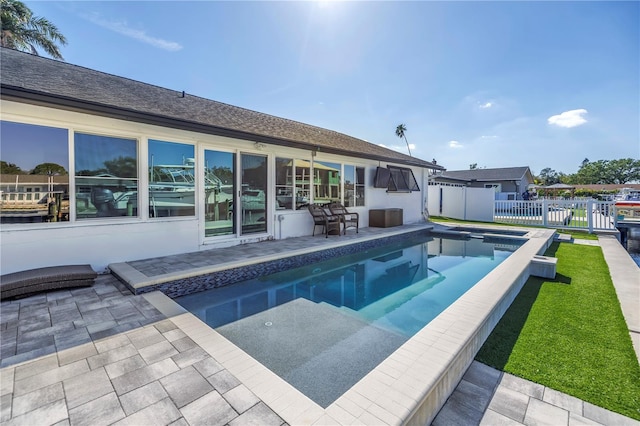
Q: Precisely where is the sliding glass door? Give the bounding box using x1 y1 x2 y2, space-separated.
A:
203 149 268 238
204 149 235 237
241 153 267 235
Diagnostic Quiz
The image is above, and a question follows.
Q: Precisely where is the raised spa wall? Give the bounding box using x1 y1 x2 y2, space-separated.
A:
401 228 555 425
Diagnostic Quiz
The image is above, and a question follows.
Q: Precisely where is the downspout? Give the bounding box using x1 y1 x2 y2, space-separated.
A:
423 168 430 221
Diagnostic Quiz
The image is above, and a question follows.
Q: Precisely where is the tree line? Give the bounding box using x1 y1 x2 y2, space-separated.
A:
535 158 639 186
0 161 68 175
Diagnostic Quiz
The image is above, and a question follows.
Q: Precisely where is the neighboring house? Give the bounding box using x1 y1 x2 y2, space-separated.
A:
0 47 443 274
0 174 68 204
0 174 70 221
430 166 534 200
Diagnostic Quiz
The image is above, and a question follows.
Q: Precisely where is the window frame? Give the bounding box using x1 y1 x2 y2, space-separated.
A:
74 131 139 220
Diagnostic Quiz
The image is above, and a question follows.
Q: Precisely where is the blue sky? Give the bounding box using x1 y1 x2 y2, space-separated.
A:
25 1 640 176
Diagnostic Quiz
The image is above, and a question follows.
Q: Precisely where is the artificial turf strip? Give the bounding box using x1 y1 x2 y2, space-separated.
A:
476 242 640 420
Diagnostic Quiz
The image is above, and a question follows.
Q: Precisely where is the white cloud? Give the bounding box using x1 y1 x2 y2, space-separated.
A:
479 101 493 109
84 13 182 51
480 135 498 140
449 140 463 149
547 109 588 128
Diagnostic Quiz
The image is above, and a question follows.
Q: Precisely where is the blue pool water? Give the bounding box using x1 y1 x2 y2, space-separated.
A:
176 233 523 407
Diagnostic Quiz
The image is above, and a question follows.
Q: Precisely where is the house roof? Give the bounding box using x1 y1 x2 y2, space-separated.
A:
0 48 444 171
573 184 640 192
0 174 69 185
545 183 574 189
432 166 532 183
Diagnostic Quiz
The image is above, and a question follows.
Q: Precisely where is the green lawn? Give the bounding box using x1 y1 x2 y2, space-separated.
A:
476 242 640 420
556 229 599 240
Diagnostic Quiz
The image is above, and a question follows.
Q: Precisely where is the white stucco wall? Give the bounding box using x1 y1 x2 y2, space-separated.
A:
1 100 431 274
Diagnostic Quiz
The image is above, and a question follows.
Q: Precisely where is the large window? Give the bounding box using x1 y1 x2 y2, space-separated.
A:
275 157 310 210
314 161 341 204
344 165 365 207
148 140 195 217
75 133 138 219
0 121 70 224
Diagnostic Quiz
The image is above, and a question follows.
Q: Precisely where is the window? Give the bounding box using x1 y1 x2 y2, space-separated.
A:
75 133 138 219
344 165 365 207
276 157 310 210
276 157 293 210
148 140 195 217
376 166 420 193
294 159 311 209
314 161 341 204
0 121 70 224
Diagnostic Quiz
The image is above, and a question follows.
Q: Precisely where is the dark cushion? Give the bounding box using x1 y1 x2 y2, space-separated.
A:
1 265 97 300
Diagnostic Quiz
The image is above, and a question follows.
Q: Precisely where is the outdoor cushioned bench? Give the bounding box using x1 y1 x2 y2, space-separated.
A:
0 264 97 301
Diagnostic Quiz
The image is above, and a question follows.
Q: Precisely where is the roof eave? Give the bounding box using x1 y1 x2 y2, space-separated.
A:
1 85 445 171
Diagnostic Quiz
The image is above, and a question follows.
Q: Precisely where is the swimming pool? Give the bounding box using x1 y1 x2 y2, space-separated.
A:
176 233 523 407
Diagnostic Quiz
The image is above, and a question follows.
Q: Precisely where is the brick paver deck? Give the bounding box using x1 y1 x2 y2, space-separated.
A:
1 227 638 425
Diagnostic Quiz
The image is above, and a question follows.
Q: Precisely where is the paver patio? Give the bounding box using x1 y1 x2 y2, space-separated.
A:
1 226 638 425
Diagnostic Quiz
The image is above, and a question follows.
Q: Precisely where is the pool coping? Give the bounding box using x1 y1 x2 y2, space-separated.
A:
140 225 556 425
109 224 436 295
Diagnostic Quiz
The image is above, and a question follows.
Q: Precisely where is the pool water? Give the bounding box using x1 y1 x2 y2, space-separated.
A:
176 233 522 407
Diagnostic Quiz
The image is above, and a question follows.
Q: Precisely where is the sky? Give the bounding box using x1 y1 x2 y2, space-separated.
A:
22 1 640 176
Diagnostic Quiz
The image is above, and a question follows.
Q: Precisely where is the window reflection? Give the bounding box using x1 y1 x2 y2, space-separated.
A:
275 158 310 210
345 165 355 207
343 165 366 207
0 121 70 223
204 150 235 237
75 133 138 219
314 161 341 204
241 154 267 235
356 166 365 206
148 140 195 217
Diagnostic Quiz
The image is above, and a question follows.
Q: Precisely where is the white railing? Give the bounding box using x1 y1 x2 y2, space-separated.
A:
494 199 616 231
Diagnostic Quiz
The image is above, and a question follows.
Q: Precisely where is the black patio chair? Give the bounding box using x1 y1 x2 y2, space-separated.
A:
308 204 342 237
328 202 359 235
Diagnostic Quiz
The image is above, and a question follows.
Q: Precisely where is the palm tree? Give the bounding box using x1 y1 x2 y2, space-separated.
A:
395 124 412 157
1 0 67 60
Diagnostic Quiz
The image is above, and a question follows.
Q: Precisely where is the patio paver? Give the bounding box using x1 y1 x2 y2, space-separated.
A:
1 225 638 425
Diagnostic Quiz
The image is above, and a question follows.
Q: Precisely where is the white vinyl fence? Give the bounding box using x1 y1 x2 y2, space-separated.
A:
494 199 617 232
428 183 618 232
427 185 494 222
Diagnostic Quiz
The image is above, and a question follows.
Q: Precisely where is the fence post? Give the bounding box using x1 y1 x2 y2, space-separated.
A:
542 199 548 227
587 200 593 233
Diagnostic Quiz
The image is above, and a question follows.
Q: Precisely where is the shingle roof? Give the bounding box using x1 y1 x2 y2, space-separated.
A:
573 184 640 191
433 166 531 182
0 48 443 170
0 174 69 185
